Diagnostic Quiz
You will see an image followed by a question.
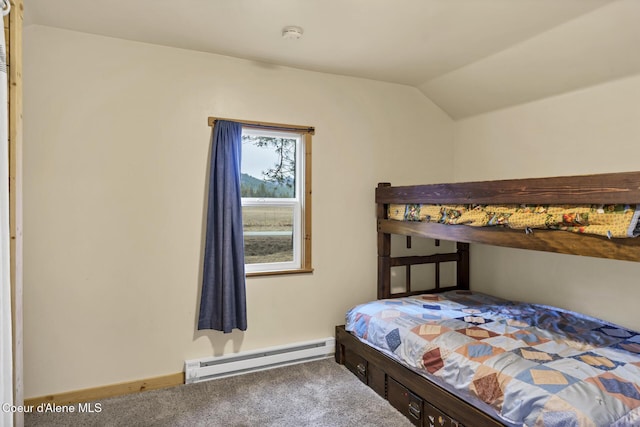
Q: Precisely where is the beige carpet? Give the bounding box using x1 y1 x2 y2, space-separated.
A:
25 358 414 426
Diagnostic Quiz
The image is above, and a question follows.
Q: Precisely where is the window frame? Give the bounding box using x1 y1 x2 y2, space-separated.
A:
208 117 313 277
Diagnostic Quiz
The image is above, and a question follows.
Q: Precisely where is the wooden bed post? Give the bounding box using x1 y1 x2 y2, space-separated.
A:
456 242 470 290
377 183 391 299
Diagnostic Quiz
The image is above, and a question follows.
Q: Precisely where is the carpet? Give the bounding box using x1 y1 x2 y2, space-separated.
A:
25 358 414 426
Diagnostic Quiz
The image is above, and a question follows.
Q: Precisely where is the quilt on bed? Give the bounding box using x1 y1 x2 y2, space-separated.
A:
346 291 640 426
388 204 640 238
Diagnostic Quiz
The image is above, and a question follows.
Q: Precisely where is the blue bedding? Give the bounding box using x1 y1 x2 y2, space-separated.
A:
346 291 640 426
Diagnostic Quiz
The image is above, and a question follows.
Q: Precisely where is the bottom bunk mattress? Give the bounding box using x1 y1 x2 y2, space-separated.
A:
345 291 640 426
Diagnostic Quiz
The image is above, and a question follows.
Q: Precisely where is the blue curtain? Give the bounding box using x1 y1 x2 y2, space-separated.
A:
198 120 247 333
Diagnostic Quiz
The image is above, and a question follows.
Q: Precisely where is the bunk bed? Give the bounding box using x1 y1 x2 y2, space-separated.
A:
335 171 640 427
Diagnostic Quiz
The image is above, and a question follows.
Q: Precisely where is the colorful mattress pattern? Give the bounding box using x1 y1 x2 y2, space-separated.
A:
346 291 640 426
388 204 640 238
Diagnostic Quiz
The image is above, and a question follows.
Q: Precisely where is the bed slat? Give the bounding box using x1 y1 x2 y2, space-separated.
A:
379 219 640 262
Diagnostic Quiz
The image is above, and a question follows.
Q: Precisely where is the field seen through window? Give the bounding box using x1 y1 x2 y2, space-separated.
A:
243 205 294 264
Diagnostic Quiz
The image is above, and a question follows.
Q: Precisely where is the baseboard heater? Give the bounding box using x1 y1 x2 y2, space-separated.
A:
184 337 335 384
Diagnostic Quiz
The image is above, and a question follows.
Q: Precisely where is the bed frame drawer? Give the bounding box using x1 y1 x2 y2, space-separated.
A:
424 402 464 427
388 377 423 426
344 348 387 397
344 348 368 383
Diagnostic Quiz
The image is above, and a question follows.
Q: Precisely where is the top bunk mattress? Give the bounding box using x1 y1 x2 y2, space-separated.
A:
387 204 640 238
345 291 640 426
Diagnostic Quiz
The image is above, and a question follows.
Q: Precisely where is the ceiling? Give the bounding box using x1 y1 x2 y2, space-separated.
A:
24 0 640 119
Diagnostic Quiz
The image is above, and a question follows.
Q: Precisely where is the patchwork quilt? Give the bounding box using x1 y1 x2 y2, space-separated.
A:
346 291 640 426
387 204 640 238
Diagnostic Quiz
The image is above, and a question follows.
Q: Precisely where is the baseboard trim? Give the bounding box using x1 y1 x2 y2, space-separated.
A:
24 372 185 406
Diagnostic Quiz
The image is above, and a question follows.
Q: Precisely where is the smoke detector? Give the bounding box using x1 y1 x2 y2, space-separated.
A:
282 26 304 40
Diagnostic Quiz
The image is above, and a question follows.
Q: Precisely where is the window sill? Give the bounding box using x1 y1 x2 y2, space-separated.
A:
246 268 314 278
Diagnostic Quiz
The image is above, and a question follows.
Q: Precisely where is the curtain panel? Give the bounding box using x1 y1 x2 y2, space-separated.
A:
198 120 247 333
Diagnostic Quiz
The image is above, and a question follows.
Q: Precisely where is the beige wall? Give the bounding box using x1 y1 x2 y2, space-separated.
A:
23 25 454 397
454 73 640 331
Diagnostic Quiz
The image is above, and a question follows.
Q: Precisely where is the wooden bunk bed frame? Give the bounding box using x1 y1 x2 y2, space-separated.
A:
335 171 640 427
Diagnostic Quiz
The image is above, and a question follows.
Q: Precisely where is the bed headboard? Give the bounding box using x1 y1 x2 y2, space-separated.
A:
376 171 640 299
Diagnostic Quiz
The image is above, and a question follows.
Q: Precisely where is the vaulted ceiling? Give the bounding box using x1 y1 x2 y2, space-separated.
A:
25 0 640 119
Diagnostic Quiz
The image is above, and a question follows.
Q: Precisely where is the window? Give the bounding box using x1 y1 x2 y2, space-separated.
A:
239 122 312 275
